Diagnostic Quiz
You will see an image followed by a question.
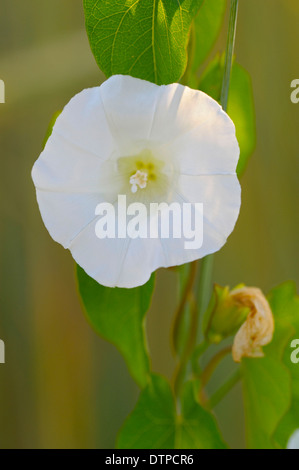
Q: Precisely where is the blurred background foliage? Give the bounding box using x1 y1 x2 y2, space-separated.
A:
0 0 298 448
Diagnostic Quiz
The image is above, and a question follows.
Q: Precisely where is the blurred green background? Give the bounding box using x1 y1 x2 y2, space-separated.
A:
0 0 298 449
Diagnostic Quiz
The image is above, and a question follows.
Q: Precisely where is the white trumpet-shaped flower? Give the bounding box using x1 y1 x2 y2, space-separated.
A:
32 75 241 288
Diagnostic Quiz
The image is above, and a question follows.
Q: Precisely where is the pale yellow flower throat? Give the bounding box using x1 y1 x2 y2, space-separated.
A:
117 150 166 199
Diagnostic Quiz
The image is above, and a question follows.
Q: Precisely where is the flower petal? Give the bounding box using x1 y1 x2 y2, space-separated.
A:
70 229 164 288
148 83 239 175
99 75 161 150
32 132 106 194
287 429 299 449
35 190 105 249
170 113 239 175
32 86 119 199
176 173 241 252
49 87 115 157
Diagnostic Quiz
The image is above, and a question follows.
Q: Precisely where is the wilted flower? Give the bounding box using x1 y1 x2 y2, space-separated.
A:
232 287 274 363
32 75 241 288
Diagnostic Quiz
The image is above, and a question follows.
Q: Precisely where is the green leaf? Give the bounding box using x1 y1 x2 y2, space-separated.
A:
199 57 256 176
76 265 155 388
241 356 290 449
117 375 176 449
192 0 226 72
117 375 226 449
42 110 61 148
269 283 299 449
240 282 299 449
177 381 227 449
198 54 223 100
83 0 204 85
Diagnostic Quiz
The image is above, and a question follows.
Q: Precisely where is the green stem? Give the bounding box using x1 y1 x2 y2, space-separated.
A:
220 0 239 112
195 255 214 325
201 346 232 388
172 0 240 399
199 346 232 404
173 290 198 397
191 340 209 376
207 369 241 409
172 261 198 355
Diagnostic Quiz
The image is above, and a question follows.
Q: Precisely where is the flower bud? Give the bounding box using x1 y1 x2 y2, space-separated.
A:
203 284 250 343
231 287 274 363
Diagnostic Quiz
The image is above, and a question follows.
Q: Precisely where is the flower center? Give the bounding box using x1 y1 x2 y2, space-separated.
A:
113 148 175 203
118 151 164 192
129 170 148 193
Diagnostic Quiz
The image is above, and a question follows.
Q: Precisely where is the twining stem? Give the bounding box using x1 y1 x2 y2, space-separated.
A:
195 0 239 326
173 290 199 396
195 255 214 332
191 340 209 376
172 0 240 400
199 346 232 404
172 261 198 355
196 0 240 404
207 369 241 410
220 0 239 112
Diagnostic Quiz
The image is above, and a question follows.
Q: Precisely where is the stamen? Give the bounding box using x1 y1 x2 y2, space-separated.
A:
129 170 148 193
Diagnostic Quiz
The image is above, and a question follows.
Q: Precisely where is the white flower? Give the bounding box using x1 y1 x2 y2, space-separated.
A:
32 75 241 288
